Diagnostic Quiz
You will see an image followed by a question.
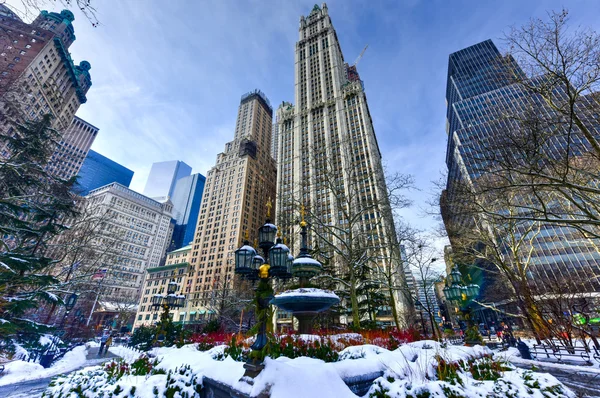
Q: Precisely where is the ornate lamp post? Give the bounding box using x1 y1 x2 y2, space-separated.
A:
59 293 79 329
443 265 480 330
151 279 185 346
235 202 340 379
234 199 292 378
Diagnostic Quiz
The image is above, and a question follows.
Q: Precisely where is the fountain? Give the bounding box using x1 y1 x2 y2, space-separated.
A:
270 216 339 334
234 202 339 378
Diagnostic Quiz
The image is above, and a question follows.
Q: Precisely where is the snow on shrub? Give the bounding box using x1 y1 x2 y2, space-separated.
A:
44 364 201 398
43 339 575 398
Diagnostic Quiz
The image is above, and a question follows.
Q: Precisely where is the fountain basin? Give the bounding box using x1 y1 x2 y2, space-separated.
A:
271 288 340 314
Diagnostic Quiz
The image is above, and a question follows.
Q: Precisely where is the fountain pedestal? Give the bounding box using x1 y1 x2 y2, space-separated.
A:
271 288 340 334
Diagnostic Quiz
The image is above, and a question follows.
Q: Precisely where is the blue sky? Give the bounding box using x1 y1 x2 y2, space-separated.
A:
9 0 600 235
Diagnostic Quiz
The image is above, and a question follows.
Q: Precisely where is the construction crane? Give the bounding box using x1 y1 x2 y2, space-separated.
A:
352 45 368 67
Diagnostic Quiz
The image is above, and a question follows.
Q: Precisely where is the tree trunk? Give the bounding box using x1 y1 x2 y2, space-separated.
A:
350 282 360 329
388 286 401 329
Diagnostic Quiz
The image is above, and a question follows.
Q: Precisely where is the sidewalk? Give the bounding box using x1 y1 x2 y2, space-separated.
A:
0 346 120 398
85 346 119 361
511 359 600 397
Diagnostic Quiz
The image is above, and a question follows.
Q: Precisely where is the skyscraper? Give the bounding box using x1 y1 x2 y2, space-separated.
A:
442 40 600 298
143 160 192 199
0 8 95 178
275 4 405 325
75 149 134 196
170 173 206 249
181 90 276 322
47 116 100 180
0 9 92 145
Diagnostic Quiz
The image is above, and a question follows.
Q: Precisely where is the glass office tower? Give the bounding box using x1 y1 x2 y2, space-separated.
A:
143 160 192 199
170 173 206 249
75 150 134 196
442 40 600 294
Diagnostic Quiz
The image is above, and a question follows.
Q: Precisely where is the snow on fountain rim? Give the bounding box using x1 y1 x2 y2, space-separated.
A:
275 288 339 299
292 256 321 265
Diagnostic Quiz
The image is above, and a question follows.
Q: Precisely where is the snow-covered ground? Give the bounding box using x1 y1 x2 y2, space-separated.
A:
0 345 87 386
43 340 575 398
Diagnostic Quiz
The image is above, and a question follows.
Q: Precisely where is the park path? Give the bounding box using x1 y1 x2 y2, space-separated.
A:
511 360 600 398
0 346 119 398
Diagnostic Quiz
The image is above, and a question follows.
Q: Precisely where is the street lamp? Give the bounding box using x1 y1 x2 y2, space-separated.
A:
59 293 79 329
442 265 480 331
233 199 294 377
151 279 185 346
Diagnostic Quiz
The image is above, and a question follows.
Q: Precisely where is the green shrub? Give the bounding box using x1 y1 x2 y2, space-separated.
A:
131 355 155 376
104 360 130 381
464 326 483 345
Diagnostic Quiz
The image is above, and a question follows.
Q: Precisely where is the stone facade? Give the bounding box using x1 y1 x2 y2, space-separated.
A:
84 183 174 303
133 245 192 330
0 9 95 176
182 90 276 322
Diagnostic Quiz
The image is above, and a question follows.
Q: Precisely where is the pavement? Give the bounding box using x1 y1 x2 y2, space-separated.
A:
511 360 600 398
0 346 119 398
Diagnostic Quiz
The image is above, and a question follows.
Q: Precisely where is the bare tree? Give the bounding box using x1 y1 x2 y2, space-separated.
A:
458 10 600 242
2 0 98 26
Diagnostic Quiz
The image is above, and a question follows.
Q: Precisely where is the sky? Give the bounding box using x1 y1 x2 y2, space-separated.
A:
7 0 600 241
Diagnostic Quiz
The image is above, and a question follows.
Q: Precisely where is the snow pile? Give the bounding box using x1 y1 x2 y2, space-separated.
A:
39 334 60 347
109 345 143 363
275 287 339 299
42 341 573 397
0 345 87 386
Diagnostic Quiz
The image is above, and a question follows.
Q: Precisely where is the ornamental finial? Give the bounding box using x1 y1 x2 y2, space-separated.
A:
266 197 272 218
300 204 307 228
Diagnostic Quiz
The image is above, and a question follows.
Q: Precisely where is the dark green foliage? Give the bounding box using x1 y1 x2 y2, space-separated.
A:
0 115 79 347
223 335 245 361
369 381 391 398
164 365 201 398
129 386 136 396
130 322 188 351
130 355 155 375
202 319 220 333
129 325 155 351
464 326 483 345
468 355 510 381
104 359 130 381
435 355 462 385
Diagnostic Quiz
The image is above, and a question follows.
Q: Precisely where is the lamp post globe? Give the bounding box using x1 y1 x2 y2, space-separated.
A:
449 266 462 286
151 294 163 308
235 241 257 276
286 254 294 278
443 285 452 301
449 285 461 301
269 238 290 277
65 293 78 312
253 255 265 271
258 222 277 253
167 280 178 295
466 284 480 299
